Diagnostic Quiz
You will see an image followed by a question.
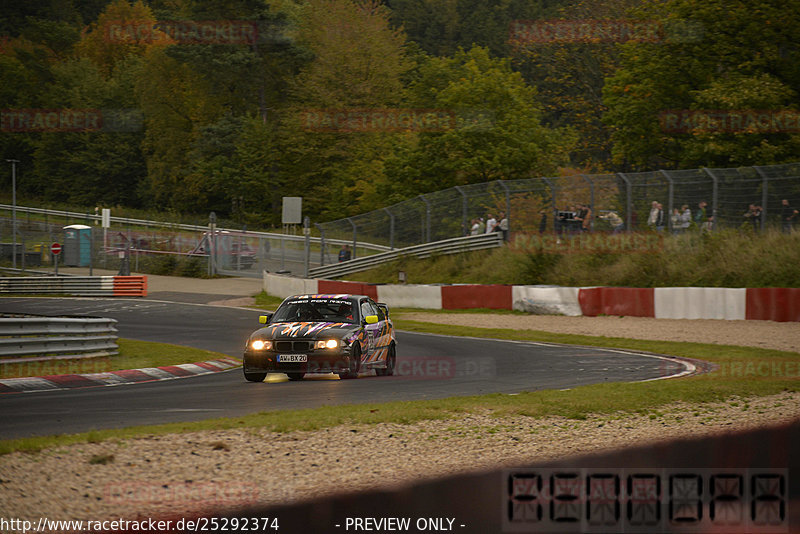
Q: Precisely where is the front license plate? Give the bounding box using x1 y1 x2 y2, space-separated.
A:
278 354 307 363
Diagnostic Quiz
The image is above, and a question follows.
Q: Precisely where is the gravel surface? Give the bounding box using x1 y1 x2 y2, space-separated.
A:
399 313 800 353
1 313 798 522
1 393 798 522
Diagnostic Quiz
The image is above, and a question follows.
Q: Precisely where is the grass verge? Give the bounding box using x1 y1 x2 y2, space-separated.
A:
0 339 234 379
252 291 286 310
1 321 797 455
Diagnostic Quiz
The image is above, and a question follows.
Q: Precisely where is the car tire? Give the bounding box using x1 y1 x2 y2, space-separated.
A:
243 369 266 382
287 372 305 381
375 343 396 377
338 346 361 380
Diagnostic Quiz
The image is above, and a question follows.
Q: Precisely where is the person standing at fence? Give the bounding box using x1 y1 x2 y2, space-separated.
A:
599 210 624 233
485 213 497 233
470 218 480 235
338 244 351 262
744 204 762 232
781 199 798 233
647 201 659 229
497 211 509 241
679 204 691 232
694 201 708 228
575 203 592 232
654 203 666 231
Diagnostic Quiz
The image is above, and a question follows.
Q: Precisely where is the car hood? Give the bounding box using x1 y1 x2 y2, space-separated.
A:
254 321 359 339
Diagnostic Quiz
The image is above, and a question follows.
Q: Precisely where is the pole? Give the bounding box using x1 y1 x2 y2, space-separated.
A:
303 216 310 278
7 159 19 269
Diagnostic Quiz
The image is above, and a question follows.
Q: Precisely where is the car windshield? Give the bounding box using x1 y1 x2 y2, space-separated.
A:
271 299 355 324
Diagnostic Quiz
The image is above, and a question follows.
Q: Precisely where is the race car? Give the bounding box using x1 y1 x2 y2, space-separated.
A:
242 294 396 382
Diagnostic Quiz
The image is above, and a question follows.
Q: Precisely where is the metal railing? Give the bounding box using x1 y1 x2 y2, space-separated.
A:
309 232 504 279
0 316 118 361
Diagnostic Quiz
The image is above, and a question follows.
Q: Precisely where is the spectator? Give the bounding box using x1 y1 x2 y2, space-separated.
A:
538 209 548 234
470 218 480 236
654 202 666 231
781 199 798 233
670 208 680 233
485 213 497 233
338 244 351 262
647 201 659 228
598 210 624 233
744 204 762 232
701 214 715 233
476 217 486 234
694 201 708 227
679 204 691 232
575 203 592 232
497 211 509 241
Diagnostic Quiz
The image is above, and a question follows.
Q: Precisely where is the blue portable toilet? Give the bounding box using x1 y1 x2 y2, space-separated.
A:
63 224 92 267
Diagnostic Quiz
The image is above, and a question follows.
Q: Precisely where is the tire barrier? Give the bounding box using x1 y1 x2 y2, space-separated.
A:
0 275 147 297
263 273 800 322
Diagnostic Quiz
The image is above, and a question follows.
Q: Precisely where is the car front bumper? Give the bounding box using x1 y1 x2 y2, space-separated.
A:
243 348 353 374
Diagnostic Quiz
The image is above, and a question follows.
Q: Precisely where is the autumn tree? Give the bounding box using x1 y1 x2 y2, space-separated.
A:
603 0 800 169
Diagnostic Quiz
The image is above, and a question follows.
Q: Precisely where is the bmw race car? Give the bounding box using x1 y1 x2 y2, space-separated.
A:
242 294 396 381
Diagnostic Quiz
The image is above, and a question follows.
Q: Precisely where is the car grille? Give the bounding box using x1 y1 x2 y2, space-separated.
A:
275 340 313 352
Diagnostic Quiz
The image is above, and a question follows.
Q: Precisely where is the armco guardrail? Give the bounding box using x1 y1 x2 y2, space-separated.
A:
309 232 503 279
0 316 118 361
0 276 147 297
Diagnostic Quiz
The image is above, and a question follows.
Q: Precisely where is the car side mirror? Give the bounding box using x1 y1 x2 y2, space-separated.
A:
259 313 272 324
364 315 379 324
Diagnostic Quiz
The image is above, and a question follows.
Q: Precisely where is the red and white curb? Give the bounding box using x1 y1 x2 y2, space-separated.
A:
0 358 242 394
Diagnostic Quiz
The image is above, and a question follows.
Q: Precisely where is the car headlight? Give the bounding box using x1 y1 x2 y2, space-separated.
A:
250 340 272 351
315 339 339 349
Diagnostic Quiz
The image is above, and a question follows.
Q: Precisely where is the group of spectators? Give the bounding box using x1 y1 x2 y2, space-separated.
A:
745 200 799 233
469 212 509 241
554 204 593 235
645 200 714 233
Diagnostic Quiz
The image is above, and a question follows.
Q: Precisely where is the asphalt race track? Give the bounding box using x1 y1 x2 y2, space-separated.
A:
0 298 689 439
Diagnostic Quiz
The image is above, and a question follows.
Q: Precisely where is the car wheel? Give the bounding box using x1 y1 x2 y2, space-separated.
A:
375 344 396 377
243 369 266 382
287 372 305 381
338 345 361 380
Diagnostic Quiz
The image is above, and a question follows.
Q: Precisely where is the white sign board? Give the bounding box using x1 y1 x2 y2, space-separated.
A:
282 197 302 225
102 208 111 228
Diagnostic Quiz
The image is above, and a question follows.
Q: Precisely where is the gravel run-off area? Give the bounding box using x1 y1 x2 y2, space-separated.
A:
1 313 798 522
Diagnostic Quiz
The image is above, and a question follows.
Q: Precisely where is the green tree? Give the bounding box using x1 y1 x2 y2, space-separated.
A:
603 0 800 169
387 46 574 197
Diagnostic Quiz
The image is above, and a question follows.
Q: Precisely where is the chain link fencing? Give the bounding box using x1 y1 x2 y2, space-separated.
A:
2 163 799 278
317 163 800 246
